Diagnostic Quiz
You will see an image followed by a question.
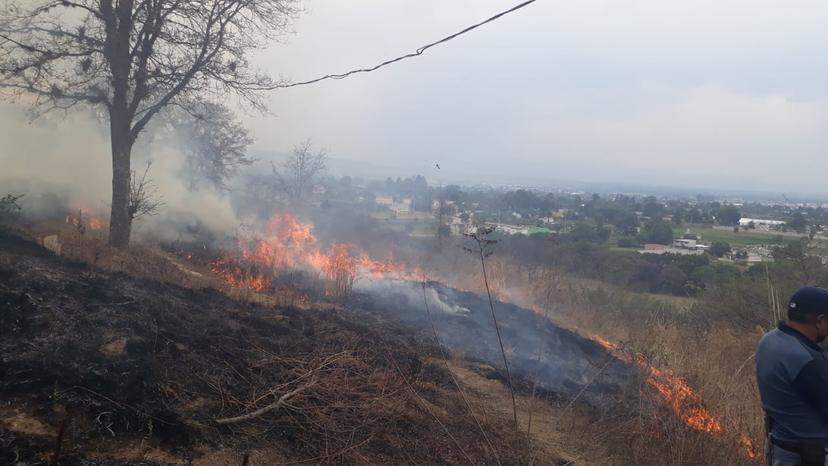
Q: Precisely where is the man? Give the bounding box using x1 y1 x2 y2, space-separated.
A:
757 285 828 465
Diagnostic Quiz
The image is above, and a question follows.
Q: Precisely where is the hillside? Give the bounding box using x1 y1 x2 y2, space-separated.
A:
0 233 558 465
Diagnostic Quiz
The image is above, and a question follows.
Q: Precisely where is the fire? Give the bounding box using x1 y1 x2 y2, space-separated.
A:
65 209 106 231
740 435 760 460
593 336 721 432
593 335 759 460
643 360 722 433
210 213 421 292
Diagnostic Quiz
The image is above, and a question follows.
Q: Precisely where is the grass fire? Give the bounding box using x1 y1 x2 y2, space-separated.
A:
208 213 423 296
2 1 823 464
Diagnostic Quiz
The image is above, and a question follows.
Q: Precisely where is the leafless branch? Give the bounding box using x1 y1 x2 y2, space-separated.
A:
463 227 519 431
129 161 163 220
273 138 327 204
215 377 316 425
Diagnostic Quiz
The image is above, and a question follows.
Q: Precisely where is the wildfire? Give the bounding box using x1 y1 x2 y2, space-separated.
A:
210 213 421 293
592 336 721 432
65 209 106 231
592 336 760 460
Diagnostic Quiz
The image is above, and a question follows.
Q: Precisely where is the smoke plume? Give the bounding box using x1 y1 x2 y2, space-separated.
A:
0 103 240 240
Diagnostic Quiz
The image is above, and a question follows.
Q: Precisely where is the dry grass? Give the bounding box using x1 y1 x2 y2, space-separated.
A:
422 253 764 465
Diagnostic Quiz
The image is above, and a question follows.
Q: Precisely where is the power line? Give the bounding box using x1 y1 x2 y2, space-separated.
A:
271 0 539 89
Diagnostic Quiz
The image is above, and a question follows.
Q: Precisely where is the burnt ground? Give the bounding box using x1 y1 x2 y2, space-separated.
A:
0 233 560 465
350 280 639 406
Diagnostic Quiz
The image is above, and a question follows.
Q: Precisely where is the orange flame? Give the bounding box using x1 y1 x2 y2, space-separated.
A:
210 213 421 292
592 336 721 433
65 209 106 231
593 336 759 461
740 435 760 460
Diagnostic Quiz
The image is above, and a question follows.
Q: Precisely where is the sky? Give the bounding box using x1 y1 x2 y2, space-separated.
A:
243 0 828 195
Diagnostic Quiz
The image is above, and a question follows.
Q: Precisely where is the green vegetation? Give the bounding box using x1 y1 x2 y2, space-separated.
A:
644 219 674 245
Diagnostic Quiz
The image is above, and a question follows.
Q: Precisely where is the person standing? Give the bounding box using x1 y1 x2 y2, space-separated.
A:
756 286 828 465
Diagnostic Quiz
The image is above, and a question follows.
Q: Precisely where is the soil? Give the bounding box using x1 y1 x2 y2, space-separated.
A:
0 233 558 465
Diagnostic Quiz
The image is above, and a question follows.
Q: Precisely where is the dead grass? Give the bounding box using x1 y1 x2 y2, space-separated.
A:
424 254 763 465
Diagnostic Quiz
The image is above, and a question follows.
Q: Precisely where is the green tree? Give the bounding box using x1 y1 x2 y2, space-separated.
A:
644 219 674 245
642 201 665 218
673 207 686 225
709 241 732 258
716 206 741 226
788 213 808 233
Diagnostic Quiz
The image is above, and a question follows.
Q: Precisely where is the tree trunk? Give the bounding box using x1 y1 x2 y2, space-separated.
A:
104 0 135 248
108 123 132 248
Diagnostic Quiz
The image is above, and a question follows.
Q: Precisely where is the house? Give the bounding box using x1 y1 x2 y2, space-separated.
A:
375 196 393 207
673 238 710 252
392 198 412 215
738 218 786 232
673 238 697 249
449 214 474 236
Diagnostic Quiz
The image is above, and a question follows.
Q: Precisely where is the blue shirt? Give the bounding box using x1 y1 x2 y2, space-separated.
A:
756 322 828 441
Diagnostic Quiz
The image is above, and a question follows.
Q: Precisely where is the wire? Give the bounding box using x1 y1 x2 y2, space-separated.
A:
271 0 539 89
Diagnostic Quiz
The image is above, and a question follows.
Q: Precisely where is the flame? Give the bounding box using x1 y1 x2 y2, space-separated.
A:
740 435 760 460
592 335 759 461
65 209 106 231
592 336 721 432
210 213 421 292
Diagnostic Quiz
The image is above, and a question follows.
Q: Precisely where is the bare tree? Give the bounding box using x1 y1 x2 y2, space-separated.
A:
172 101 255 190
0 0 299 247
463 227 518 431
129 161 163 220
272 139 327 205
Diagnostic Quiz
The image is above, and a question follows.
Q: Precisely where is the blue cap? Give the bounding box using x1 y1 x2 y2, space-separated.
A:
789 286 828 315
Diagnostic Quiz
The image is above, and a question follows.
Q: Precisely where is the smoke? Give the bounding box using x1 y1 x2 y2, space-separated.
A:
0 103 240 240
355 278 470 315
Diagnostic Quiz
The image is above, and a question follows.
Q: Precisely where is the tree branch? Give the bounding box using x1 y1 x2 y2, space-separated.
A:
215 378 316 425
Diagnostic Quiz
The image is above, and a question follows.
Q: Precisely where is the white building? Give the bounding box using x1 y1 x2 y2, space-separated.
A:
738 218 786 232
392 198 413 215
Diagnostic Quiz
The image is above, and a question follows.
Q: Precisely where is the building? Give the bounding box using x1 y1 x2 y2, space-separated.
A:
392 198 412 215
738 218 786 232
375 196 393 207
673 238 697 249
672 238 710 252
375 196 413 215
640 243 705 256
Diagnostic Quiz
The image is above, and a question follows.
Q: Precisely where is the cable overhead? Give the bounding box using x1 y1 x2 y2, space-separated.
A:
271 0 539 89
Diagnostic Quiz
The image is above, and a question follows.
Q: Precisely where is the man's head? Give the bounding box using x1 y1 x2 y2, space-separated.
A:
788 286 828 343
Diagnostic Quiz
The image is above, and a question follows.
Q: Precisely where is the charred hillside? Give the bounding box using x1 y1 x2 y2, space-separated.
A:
351 280 638 405
0 234 552 465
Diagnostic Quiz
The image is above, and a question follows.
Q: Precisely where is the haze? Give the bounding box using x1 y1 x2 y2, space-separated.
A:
246 0 828 194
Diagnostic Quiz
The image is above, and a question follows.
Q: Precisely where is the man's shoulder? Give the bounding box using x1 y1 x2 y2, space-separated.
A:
757 328 820 375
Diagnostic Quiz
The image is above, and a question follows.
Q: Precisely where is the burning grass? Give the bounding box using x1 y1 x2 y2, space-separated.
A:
209 213 423 297
0 232 551 465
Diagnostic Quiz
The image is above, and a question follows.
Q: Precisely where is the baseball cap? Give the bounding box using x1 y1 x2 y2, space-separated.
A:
789 286 828 315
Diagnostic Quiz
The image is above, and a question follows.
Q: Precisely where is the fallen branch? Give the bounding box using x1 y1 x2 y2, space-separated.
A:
216 379 316 425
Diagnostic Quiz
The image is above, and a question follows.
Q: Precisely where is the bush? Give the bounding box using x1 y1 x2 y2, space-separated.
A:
617 236 641 248
0 194 24 229
709 241 731 257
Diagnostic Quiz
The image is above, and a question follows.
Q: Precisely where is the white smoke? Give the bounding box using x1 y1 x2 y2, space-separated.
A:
354 278 470 315
0 103 241 240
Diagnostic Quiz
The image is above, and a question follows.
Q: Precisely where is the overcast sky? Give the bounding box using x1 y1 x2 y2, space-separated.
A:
243 0 828 194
